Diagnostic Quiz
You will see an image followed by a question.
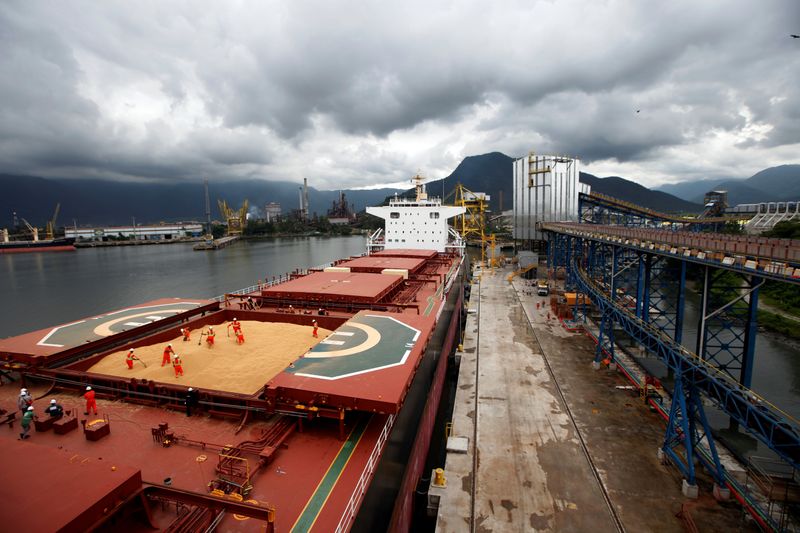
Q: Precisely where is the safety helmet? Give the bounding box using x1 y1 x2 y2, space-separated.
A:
50 399 57 404
188 387 193 391
168 344 172 347
27 406 34 411
86 386 92 391
20 388 27 395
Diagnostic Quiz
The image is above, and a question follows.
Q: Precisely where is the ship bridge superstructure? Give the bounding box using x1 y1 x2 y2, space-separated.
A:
367 173 465 253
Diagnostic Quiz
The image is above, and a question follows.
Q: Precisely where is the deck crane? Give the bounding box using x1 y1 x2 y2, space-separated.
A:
45 203 60 240
20 218 39 242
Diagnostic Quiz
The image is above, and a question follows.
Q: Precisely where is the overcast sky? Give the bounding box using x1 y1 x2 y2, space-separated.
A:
1 1 798 190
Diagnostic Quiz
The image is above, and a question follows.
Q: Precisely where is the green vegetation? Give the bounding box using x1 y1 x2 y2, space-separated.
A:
757 310 800 340
760 281 800 317
762 220 800 240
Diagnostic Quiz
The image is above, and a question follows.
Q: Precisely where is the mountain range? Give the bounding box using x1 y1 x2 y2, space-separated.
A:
655 165 800 206
4 155 796 228
0 174 399 227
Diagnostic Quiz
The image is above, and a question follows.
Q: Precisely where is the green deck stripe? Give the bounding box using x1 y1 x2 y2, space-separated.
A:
291 417 370 532
424 261 459 316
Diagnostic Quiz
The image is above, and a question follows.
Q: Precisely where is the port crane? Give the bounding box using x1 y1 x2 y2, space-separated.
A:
218 199 249 237
45 203 60 240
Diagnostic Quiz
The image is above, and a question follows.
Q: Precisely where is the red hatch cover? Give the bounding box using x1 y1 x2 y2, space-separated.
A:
371 248 438 259
0 439 141 532
261 272 403 304
336 256 426 274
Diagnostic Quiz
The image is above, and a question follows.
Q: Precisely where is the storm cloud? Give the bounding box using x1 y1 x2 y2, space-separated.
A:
1 0 798 188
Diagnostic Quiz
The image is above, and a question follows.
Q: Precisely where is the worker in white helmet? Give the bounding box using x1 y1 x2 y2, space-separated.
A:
45 398 64 418
19 406 35 440
84 386 97 415
162 343 175 367
17 388 32 413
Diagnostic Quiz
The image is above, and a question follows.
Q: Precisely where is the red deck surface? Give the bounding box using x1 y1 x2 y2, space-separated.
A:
0 437 142 531
371 248 438 259
0 298 212 359
261 271 403 304
336 255 426 274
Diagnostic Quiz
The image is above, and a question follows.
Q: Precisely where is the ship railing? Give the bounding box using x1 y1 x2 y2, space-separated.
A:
335 414 396 533
212 253 371 303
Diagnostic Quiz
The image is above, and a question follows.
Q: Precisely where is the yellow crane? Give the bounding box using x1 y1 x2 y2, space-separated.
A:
218 199 249 237
453 183 490 265
46 203 60 240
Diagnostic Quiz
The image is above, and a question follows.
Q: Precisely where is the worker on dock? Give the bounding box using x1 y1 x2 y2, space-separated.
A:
17 388 32 414
205 327 215 348
312 320 319 338
185 387 199 417
161 344 175 367
181 327 191 342
173 354 184 377
84 386 97 415
19 406 34 440
45 399 63 419
125 349 136 370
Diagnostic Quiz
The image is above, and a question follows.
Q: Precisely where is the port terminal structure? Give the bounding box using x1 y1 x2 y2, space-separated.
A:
540 216 800 499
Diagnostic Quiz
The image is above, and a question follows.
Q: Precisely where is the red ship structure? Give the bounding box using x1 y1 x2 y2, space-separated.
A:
0 176 467 532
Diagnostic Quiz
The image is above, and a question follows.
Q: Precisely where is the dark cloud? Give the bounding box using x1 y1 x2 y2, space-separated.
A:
0 1 798 188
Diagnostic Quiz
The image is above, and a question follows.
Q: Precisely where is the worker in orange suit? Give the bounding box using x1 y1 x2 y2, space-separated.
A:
84 386 97 415
125 349 136 369
181 327 191 342
236 326 245 345
161 344 175 366
227 318 241 337
312 320 319 338
205 327 215 348
173 354 184 377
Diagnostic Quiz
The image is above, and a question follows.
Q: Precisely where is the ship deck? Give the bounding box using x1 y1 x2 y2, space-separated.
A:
0 250 464 531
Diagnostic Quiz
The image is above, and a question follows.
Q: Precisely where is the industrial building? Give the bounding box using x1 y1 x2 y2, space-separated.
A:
512 153 588 245
264 202 282 223
65 223 203 241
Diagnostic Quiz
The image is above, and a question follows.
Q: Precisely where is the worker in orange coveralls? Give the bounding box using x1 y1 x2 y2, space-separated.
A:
205 327 215 348
181 327 191 342
161 344 175 367
312 320 319 338
236 326 245 345
125 349 136 369
173 354 184 377
227 318 241 337
84 386 97 415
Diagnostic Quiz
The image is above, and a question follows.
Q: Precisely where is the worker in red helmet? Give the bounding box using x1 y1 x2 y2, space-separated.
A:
173 354 184 378
312 320 319 338
125 349 136 370
84 386 97 415
161 344 175 367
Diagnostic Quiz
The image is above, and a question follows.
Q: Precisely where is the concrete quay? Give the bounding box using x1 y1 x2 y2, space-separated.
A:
434 265 754 532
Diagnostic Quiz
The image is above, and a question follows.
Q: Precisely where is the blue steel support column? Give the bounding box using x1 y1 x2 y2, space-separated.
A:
635 254 645 319
740 276 761 388
642 254 652 324
674 260 687 346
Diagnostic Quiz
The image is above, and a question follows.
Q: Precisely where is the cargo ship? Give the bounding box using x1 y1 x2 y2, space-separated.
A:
0 236 76 253
0 175 467 532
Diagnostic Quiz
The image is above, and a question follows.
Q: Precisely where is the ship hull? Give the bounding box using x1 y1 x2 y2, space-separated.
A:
0 237 76 253
351 258 466 532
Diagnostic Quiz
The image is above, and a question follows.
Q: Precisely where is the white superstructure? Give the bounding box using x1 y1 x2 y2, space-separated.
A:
367 174 465 253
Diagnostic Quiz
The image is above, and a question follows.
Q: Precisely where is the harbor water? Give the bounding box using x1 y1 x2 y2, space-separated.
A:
0 235 366 339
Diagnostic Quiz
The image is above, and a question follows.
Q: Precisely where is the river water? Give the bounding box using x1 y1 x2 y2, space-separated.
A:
0 236 367 339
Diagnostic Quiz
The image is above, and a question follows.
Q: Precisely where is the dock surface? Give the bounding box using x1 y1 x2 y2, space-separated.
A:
436 266 752 532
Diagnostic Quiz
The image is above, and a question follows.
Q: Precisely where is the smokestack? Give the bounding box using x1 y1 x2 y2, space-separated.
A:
204 179 211 236
298 187 304 219
303 178 309 220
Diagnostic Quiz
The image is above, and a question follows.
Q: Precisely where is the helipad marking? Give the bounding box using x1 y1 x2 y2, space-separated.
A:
37 320 87 347
320 340 345 345
124 322 148 327
93 309 193 336
145 315 164 320
303 322 381 358
331 331 354 337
